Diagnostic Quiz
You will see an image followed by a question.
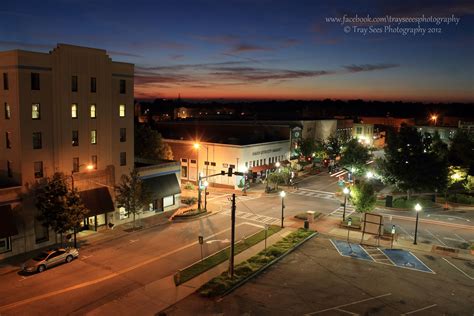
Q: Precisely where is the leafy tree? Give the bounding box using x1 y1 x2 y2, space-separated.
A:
380 125 448 199
299 138 320 158
115 169 150 229
135 124 173 160
267 167 291 190
448 130 474 173
35 172 87 246
350 182 376 213
324 134 350 159
339 139 371 176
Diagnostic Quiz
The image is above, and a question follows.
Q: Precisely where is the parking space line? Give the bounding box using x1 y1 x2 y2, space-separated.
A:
304 293 392 315
425 229 447 246
334 308 358 315
442 258 474 280
453 234 467 243
401 303 437 315
397 225 414 241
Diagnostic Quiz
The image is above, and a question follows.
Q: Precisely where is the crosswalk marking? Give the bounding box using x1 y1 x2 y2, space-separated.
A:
330 170 348 178
329 206 355 218
221 209 280 225
290 189 336 200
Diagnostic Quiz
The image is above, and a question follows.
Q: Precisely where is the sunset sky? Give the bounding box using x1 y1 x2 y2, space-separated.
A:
1 0 473 102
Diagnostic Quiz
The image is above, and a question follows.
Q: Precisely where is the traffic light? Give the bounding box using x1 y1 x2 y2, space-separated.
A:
228 168 233 176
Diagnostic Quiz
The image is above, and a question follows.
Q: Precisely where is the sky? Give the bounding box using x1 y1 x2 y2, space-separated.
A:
1 0 473 102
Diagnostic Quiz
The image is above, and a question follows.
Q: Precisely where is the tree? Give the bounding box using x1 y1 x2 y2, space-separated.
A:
135 124 173 160
339 139 371 176
350 182 376 213
448 130 474 172
35 172 87 246
380 125 448 199
324 133 350 159
115 169 150 229
299 138 317 158
266 167 291 190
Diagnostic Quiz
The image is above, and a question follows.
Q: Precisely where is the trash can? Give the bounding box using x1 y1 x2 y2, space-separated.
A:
307 211 316 223
385 195 393 207
304 220 309 230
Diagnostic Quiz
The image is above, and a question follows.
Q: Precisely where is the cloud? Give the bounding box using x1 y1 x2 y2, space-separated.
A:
169 54 184 60
193 34 241 44
107 50 142 58
228 43 273 54
343 63 400 73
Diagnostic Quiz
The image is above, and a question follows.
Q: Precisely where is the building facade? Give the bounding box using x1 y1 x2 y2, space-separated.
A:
0 44 134 259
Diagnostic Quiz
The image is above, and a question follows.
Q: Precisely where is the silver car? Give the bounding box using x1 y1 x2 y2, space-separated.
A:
22 248 79 273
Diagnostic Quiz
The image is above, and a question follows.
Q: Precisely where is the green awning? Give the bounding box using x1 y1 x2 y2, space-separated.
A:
143 174 181 199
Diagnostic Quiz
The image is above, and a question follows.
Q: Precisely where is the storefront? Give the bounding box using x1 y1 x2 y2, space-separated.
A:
142 173 181 213
0 205 18 254
78 187 115 231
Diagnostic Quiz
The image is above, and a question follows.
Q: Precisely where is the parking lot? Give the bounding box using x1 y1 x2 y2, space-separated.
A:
165 236 474 315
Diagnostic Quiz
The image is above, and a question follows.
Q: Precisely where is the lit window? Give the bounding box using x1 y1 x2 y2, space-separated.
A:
119 207 128 219
91 130 97 144
119 104 125 117
32 103 40 119
71 104 78 119
163 195 175 208
90 104 96 118
4 103 10 119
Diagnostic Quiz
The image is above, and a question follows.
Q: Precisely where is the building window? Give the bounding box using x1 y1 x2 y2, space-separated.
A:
71 75 78 92
72 130 79 146
181 166 188 178
4 103 10 119
91 130 97 144
7 160 12 178
90 104 96 118
34 219 49 243
90 77 96 93
119 79 126 94
71 103 78 119
31 73 40 90
32 103 40 119
2 73 8 90
211 162 216 166
119 207 128 219
119 104 125 117
33 132 42 149
0 237 12 253
356 127 362 134
72 157 79 173
163 195 175 208
120 152 126 166
5 132 11 149
34 161 43 178
120 128 126 142
181 158 187 163
91 155 97 169
190 159 196 164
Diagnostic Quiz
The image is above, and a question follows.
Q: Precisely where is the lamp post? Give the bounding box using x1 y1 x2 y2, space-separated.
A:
342 187 350 221
242 166 248 196
366 171 374 179
194 143 210 211
280 191 286 228
413 203 422 245
70 163 93 248
203 180 209 210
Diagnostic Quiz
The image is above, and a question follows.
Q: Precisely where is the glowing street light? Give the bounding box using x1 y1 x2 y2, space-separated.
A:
366 171 374 179
275 161 281 168
413 203 422 245
342 187 350 221
430 114 438 126
280 191 286 228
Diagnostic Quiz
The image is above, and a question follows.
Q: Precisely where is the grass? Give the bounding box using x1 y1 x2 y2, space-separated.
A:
341 216 362 228
376 196 437 209
294 211 321 221
174 226 282 285
199 228 315 297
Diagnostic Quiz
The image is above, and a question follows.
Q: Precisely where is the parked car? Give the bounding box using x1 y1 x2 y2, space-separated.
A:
22 248 79 273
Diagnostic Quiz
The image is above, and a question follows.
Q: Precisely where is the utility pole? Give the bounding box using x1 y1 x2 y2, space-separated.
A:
228 193 236 278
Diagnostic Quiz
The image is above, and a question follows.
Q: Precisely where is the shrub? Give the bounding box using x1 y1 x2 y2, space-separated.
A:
183 182 195 190
448 194 474 205
182 197 197 205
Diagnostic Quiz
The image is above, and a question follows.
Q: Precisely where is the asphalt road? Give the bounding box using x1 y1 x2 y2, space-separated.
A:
164 236 474 315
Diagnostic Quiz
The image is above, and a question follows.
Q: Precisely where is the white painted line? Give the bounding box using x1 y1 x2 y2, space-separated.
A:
408 252 436 274
425 229 447 246
329 239 344 257
401 304 437 315
298 188 334 195
242 221 265 229
442 258 474 280
453 233 467 242
397 225 414 241
334 308 358 315
360 246 376 262
443 237 465 242
305 293 392 315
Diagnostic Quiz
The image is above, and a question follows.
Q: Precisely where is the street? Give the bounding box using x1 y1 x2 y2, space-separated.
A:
0 171 472 315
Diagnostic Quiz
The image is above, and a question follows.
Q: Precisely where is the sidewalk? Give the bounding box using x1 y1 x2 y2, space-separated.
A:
86 226 299 316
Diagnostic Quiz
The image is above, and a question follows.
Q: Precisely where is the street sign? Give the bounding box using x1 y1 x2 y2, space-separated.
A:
198 235 204 244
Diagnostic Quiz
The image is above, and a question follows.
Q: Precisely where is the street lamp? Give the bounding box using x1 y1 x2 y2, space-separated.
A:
413 203 422 245
280 191 286 228
342 187 350 221
203 180 209 210
70 163 93 248
430 114 438 126
193 142 209 211
275 161 281 168
366 171 374 179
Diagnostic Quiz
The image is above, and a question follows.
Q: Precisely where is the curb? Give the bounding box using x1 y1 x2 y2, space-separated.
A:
171 211 211 222
218 231 319 298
